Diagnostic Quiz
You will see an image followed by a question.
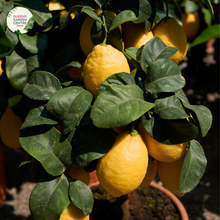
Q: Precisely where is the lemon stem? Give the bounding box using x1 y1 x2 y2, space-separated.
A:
130 121 138 136
165 2 169 18
101 14 108 45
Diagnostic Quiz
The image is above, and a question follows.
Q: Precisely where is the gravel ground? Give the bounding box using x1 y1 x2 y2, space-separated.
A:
0 40 219 220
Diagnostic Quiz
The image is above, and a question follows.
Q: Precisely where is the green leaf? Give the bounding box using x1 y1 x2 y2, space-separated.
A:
19 126 72 176
23 71 61 101
179 140 207 193
91 84 154 128
69 180 94 216
5 28 19 49
94 0 107 7
19 33 48 54
144 59 185 94
16 0 53 28
191 24 220 47
176 89 213 137
71 125 115 168
0 0 4 12
140 37 178 71
154 95 189 120
46 87 93 135
20 106 58 130
0 1 13 28
141 114 198 144
109 0 151 31
203 0 214 18
81 7 103 24
6 51 41 91
29 175 70 220
99 72 136 93
0 23 13 58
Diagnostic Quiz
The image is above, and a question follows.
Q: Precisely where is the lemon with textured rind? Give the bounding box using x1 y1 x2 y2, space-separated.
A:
0 59 3 76
138 121 188 162
96 130 148 197
182 12 200 39
80 10 120 56
122 21 154 49
67 166 90 185
158 150 188 197
153 17 188 64
59 202 89 220
0 106 22 149
83 44 130 98
139 157 157 190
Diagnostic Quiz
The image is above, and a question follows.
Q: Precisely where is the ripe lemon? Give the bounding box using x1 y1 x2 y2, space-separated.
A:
122 21 154 49
83 44 130 98
152 17 188 64
79 10 121 56
138 121 188 162
139 157 157 190
59 202 89 220
67 166 90 185
0 59 3 76
158 150 188 197
0 106 22 149
96 130 148 197
182 12 200 39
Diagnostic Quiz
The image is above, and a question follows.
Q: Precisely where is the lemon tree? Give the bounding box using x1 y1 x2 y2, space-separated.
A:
0 0 216 219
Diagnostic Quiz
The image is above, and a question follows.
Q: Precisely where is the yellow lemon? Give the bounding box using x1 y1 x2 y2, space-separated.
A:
0 59 3 76
83 44 130 98
67 166 90 185
138 121 188 162
182 12 200 39
139 157 157 190
157 150 188 197
59 202 89 220
0 106 22 149
79 10 121 56
153 17 188 64
96 131 148 197
122 21 154 49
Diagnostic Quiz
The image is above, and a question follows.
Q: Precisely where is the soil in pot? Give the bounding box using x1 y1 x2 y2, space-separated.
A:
90 183 181 220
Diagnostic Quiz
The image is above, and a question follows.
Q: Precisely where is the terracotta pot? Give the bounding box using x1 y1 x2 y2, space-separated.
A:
88 171 189 220
0 143 6 204
150 181 189 220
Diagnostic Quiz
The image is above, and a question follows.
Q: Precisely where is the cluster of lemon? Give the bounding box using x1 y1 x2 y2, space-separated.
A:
56 4 191 220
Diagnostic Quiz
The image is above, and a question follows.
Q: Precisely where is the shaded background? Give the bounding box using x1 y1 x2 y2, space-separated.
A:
0 38 219 219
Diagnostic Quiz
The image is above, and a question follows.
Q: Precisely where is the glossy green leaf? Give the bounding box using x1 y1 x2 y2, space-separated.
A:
19 33 48 54
154 95 189 120
69 180 94 216
176 89 213 137
16 0 53 27
179 140 207 193
81 7 103 24
191 24 220 47
145 59 185 94
23 71 61 101
140 37 178 71
0 23 13 58
110 0 151 31
20 106 58 130
29 175 70 220
5 28 19 49
99 72 136 93
0 0 4 12
71 125 115 168
19 126 72 176
46 87 93 135
0 1 13 28
91 84 154 128
141 114 198 144
6 51 41 91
